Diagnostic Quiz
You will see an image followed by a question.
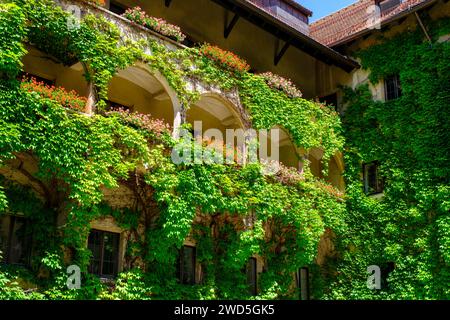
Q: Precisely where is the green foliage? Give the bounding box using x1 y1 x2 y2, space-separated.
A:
0 0 346 300
239 73 344 164
147 43 345 165
12 0 144 106
319 21 450 299
0 3 27 78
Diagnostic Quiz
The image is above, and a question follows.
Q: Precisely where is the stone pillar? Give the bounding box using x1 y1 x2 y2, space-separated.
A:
172 103 186 139
85 80 96 115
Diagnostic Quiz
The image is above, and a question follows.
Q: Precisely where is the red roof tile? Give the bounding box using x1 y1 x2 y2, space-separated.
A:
310 0 432 46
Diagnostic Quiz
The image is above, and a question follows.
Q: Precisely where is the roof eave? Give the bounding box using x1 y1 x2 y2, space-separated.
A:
211 0 360 72
328 0 438 48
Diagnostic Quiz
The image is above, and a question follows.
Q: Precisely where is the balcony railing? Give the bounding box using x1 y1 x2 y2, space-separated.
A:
56 0 185 53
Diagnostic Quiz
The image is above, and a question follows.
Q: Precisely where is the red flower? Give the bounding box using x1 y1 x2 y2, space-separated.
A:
199 44 250 73
21 77 87 112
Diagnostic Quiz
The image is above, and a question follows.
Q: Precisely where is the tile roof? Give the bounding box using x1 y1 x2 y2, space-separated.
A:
310 0 433 46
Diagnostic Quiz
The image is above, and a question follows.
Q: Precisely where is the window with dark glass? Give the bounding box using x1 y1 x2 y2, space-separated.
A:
88 229 120 278
319 93 338 112
297 267 310 300
178 245 196 285
105 100 131 112
363 161 384 195
246 257 257 296
19 72 55 86
384 74 402 101
0 215 32 266
376 0 401 15
109 1 127 15
381 262 395 289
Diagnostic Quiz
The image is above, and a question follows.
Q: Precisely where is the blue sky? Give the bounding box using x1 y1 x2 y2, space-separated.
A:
299 0 358 22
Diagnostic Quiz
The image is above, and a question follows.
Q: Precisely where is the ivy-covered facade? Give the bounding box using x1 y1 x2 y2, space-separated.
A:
0 0 448 300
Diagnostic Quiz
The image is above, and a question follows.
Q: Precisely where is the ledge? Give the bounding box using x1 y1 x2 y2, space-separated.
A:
57 0 187 52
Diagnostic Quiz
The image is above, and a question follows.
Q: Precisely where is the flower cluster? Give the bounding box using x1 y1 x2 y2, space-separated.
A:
274 163 304 185
199 44 251 74
259 72 302 98
122 7 186 42
105 107 171 137
195 136 243 164
316 180 345 200
21 77 87 112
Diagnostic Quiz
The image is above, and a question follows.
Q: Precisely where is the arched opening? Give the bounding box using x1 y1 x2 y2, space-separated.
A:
21 46 87 99
185 93 246 164
326 155 345 191
259 127 300 170
307 149 345 190
308 148 324 179
278 128 300 169
107 65 178 128
186 93 245 134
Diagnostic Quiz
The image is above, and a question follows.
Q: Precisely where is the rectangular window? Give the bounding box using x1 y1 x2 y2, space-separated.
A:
384 74 402 101
363 161 384 195
0 215 32 266
297 267 310 300
88 229 120 278
105 100 131 112
319 93 338 112
246 257 257 296
377 0 401 15
381 262 395 289
178 245 196 285
109 1 127 15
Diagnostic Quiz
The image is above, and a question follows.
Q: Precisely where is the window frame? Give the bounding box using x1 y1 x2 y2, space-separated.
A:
178 245 196 285
362 161 384 195
108 0 128 15
87 229 120 279
384 74 402 101
376 0 402 16
297 267 310 300
319 92 339 112
0 215 33 266
246 257 258 296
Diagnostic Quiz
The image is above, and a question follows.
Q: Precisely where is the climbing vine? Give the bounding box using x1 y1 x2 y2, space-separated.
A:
318 19 450 299
0 0 345 300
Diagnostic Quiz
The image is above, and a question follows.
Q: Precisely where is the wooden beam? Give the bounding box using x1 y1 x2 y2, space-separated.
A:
274 41 290 66
415 12 432 44
224 13 240 38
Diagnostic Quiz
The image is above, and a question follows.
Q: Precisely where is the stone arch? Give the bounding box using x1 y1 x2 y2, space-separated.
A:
21 46 88 101
186 92 248 134
326 153 345 191
307 147 324 179
107 62 182 134
259 126 301 170
306 148 345 190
